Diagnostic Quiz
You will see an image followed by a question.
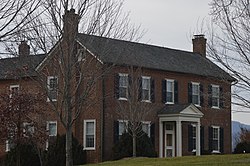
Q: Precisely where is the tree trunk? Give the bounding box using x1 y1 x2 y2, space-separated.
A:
132 133 136 157
66 126 73 166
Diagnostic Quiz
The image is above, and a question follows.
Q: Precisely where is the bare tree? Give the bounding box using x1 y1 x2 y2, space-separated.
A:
0 0 40 42
2 0 144 165
207 0 250 112
0 89 47 166
116 66 156 157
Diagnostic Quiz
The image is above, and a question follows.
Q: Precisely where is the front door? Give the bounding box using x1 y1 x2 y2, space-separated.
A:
165 123 175 157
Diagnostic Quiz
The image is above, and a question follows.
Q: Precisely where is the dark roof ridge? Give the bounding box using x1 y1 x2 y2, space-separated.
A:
0 54 45 60
77 33 197 55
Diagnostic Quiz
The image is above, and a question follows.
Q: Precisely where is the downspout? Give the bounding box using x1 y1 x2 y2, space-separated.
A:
100 70 105 162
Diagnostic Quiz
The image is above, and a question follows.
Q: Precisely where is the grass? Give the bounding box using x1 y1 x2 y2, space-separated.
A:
85 154 250 166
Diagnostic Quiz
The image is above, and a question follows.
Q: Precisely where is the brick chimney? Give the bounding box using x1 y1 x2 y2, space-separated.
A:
192 34 207 57
18 41 30 57
62 8 80 40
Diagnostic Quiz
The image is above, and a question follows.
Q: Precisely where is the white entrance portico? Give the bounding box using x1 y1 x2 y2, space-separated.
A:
158 104 204 157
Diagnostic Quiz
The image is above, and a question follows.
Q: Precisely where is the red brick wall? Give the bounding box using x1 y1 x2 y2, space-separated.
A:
102 66 232 160
0 62 232 162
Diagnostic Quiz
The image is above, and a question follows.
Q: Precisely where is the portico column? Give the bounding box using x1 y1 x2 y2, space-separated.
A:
196 121 201 156
159 120 163 158
176 120 182 157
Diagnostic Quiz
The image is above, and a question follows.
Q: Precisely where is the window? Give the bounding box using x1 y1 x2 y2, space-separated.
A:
212 85 220 108
5 140 12 152
142 121 151 137
84 120 96 150
119 74 128 100
23 122 34 137
212 126 220 152
142 76 151 101
192 125 196 152
192 82 200 106
77 48 86 62
47 121 57 136
10 85 19 98
47 76 58 101
6 127 16 152
118 120 128 139
166 80 174 104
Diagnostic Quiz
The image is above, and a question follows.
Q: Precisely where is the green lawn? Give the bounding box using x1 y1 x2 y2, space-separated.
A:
86 154 250 166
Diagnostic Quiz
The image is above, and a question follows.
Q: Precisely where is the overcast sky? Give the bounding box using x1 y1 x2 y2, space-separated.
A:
124 0 249 125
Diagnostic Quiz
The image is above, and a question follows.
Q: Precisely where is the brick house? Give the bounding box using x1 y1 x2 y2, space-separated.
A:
0 9 235 163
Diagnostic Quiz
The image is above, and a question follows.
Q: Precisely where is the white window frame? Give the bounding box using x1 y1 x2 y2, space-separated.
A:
9 85 19 98
47 121 57 137
23 122 35 137
118 73 129 100
47 76 58 102
77 48 86 62
166 79 174 104
212 126 220 153
211 85 220 109
142 121 151 137
192 82 200 107
118 120 128 137
141 76 151 102
5 140 10 152
83 119 96 150
191 124 197 152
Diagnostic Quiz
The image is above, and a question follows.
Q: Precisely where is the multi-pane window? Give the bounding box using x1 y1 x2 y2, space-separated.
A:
119 74 128 100
47 121 57 136
192 83 200 106
10 85 19 98
84 120 95 150
77 48 86 62
166 80 174 104
142 76 151 101
142 122 151 137
212 85 220 108
212 127 220 152
118 120 128 139
46 121 57 149
192 125 196 151
6 126 16 152
47 76 58 101
23 123 35 137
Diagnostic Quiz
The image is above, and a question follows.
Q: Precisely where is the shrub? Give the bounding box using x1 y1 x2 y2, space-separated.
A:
44 134 86 166
113 132 157 160
4 143 40 166
234 141 250 154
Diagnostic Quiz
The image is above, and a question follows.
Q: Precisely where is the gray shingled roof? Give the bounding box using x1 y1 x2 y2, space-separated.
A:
77 33 235 82
0 54 45 80
158 104 193 115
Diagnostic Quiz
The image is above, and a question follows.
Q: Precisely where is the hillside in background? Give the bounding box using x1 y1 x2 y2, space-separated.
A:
232 121 250 151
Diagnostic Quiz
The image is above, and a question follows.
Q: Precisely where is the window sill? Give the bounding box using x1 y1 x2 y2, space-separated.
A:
118 98 128 101
165 102 174 105
47 98 57 102
194 104 201 107
211 106 220 109
141 100 151 103
212 150 221 154
84 147 95 151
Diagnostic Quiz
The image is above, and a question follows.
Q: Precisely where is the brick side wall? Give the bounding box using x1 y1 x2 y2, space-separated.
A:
102 66 232 161
0 63 232 162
